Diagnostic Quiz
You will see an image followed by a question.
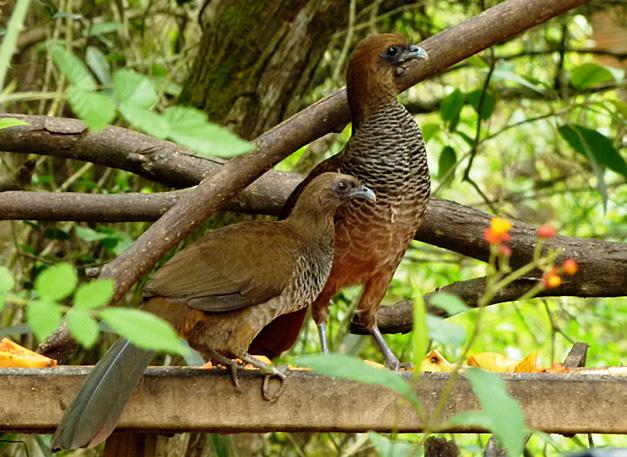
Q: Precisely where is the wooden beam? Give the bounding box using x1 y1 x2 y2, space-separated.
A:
1 367 625 435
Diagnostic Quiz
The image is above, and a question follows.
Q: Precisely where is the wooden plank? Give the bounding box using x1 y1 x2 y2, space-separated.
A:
0 367 625 435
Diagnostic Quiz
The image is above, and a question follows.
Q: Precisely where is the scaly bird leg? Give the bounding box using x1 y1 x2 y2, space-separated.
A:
207 349 242 391
238 353 288 402
317 322 329 354
370 325 412 371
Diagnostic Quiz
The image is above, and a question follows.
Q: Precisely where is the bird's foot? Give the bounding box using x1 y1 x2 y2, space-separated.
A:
207 350 243 392
239 354 288 402
317 322 330 354
370 325 412 371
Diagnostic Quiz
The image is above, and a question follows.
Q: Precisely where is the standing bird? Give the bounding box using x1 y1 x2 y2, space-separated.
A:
52 172 375 450
250 34 430 369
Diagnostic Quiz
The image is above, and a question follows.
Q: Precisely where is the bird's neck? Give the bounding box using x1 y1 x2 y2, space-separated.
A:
285 203 336 248
347 72 397 130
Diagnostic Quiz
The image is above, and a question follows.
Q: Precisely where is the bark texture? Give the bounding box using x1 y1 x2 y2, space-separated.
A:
182 0 348 139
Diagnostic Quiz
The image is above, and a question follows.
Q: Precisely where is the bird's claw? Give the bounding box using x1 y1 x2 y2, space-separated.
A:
262 366 287 402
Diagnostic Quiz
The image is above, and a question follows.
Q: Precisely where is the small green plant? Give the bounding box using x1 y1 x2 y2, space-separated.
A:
49 45 252 158
0 263 187 355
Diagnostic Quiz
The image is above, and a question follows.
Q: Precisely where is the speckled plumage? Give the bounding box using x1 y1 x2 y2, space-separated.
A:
250 34 430 368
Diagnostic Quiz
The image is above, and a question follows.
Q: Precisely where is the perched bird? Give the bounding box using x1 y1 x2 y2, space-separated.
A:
52 172 375 450
250 34 430 369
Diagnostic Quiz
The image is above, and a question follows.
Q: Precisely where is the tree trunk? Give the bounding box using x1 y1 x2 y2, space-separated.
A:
181 0 348 139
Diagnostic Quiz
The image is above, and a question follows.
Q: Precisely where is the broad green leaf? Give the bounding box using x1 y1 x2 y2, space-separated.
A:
428 292 470 315
67 87 116 132
75 226 110 242
66 308 99 348
86 21 122 37
163 106 252 157
207 435 234 457
466 89 496 120
412 294 429 372
466 55 488 68
570 63 615 89
50 45 97 91
0 118 29 130
449 410 492 428
119 102 169 139
295 354 420 409
368 433 415 457
426 315 466 348
35 263 77 301
558 124 626 177
437 145 457 183
27 300 62 341
86 46 111 84
0 295 4 312
421 123 440 142
464 368 526 457
113 69 158 108
74 279 115 309
493 68 543 93
0 266 15 293
440 89 464 131
98 307 188 355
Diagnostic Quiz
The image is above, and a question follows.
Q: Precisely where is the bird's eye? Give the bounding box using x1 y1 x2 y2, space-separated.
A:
333 180 350 194
386 46 399 57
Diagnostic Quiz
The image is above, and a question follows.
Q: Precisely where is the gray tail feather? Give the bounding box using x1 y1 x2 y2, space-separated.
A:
52 339 155 450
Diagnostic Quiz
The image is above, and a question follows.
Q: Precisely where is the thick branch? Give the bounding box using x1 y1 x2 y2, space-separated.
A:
349 275 621 335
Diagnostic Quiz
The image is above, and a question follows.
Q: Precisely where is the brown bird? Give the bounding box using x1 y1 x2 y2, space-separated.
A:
249 34 430 369
52 172 375 450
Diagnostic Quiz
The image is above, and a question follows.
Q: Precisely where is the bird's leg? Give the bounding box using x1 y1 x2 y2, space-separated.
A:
359 272 412 371
207 349 242 391
238 353 287 402
370 325 412 370
318 322 329 354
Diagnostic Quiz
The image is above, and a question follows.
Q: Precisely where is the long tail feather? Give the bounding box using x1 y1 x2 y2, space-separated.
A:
52 339 155 450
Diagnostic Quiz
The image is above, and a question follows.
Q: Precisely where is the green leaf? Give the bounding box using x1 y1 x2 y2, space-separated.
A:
421 123 440 142
67 87 116 132
466 89 496 120
464 368 526 457
0 266 15 293
295 354 420 409
368 433 415 457
426 315 466 348
440 89 464 131
412 295 429 372
163 106 253 157
449 410 492 428
0 118 29 130
558 124 626 177
35 263 77 301
27 299 62 342
74 279 115 309
113 69 158 108
437 145 457 184
98 307 188 355
570 63 615 89
50 45 97 91
493 68 543 93
86 21 122 37
66 308 99 348
428 292 470 315
119 102 169 139
86 46 111 84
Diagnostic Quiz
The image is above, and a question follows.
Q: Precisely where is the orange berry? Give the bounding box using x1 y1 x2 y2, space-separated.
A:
543 270 562 289
537 224 557 239
499 244 512 256
562 258 578 275
490 217 513 236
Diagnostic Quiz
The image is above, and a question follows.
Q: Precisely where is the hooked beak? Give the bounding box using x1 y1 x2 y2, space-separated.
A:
350 185 376 203
402 44 428 62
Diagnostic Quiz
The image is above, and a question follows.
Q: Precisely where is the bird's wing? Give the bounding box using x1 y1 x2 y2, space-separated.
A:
279 154 343 219
144 222 303 312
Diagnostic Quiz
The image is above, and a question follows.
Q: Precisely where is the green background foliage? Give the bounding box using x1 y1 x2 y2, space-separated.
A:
0 0 625 455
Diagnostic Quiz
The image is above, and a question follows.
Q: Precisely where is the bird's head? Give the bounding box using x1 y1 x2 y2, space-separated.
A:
290 172 375 222
346 34 428 127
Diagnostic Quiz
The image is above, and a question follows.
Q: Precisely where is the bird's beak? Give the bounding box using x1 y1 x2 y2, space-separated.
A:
402 45 428 62
350 185 376 202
